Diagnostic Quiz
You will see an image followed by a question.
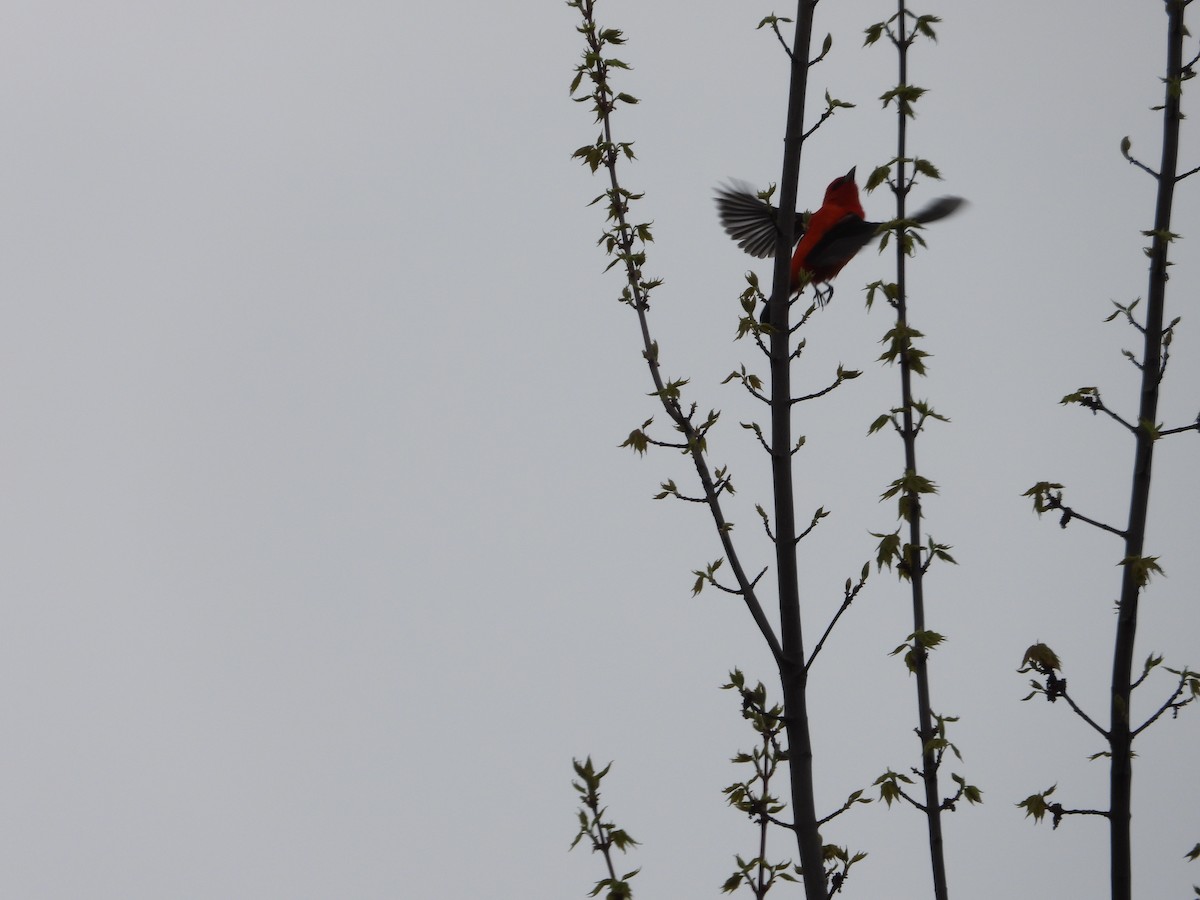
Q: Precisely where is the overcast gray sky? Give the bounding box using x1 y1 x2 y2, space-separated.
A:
0 1 1197 898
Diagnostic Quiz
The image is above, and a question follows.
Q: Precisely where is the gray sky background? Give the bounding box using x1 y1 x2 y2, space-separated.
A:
1 1 1197 898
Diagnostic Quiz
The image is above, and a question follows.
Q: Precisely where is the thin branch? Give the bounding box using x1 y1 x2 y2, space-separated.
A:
1046 803 1110 830
788 299 819 336
1130 663 1155 692
710 578 747 596
1185 43 1200 72
761 812 797 830
894 785 928 812
645 437 688 450
1059 507 1126 537
710 567 770 596
1040 492 1127 538
1060 688 1110 739
793 507 827 545
755 331 771 358
816 793 864 827
571 2 786 667
1132 669 1197 736
806 576 865 672
740 381 771 404
769 19 793 59
745 422 772 454
1055 806 1109 818
802 107 836 141
1075 392 1138 432
791 373 846 404
1126 155 1160 178
1159 418 1200 435
938 779 966 812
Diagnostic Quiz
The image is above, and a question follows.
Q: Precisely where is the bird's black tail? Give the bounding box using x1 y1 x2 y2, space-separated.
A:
910 196 966 224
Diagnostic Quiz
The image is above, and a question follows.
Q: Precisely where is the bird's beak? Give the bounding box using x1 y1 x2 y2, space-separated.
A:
844 165 857 182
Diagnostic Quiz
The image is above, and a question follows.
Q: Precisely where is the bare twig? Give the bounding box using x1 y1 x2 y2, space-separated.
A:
1060 688 1110 740
1133 668 1198 737
806 572 867 673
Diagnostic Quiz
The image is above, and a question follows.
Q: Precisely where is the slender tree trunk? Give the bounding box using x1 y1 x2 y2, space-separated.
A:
769 3 826 898
890 7 949 898
1109 4 1184 899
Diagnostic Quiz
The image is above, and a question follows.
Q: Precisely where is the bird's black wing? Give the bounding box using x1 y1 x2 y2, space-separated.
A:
803 197 966 268
802 214 880 270
714 181 806 259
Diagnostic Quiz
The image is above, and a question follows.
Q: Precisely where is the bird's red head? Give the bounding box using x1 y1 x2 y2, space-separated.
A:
822 165 861 208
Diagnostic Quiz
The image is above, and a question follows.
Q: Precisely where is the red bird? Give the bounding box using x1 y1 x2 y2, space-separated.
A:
715 167 964 316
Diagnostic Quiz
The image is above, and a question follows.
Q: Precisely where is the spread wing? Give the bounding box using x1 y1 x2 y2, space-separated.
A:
802 196 966 268
803 214 880 270
714 181 807 259
801 195 969 270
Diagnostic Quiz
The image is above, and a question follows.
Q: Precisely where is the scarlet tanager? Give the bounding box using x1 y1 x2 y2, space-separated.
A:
715 166 964 317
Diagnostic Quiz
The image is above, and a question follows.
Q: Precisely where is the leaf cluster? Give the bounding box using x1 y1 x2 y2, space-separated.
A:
571 757 641 900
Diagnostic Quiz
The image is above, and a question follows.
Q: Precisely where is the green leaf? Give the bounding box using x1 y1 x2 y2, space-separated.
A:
879 84 928 117
866 164 891 191
1018 643 1062 674
1022 481 1064 515
915 630 945 650
620 428 649 455
1016 785 1056 823
872 530 902 571
756 14 793 29
1119 554 1165 586
912 158 941 180
868 413 893 435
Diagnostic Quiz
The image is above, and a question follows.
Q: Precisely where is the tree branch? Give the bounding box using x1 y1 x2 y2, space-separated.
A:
1132 668 1198 737
806 570 867 673
1061 688 1110 740
569 0 785 667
